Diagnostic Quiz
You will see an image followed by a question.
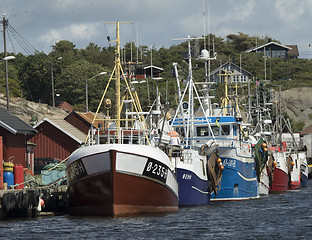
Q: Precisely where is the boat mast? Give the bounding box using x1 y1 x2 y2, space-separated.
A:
187 36 194 146
115 21 121 130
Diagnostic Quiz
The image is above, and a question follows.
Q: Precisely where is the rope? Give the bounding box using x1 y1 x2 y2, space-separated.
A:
11 156 70 189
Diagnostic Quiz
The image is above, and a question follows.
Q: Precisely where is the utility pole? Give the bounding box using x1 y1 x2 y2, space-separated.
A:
51 62 55 107
2 14 10 111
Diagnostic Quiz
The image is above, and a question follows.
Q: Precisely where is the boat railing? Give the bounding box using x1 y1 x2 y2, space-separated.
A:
184 136 252 157
87 127 151 146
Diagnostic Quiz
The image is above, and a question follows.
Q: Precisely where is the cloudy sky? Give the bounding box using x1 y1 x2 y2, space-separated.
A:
1 0 312 58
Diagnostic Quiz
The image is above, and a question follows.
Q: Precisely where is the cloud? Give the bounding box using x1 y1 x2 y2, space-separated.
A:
39 22 101 49
213 0 256 25
274 0 305 24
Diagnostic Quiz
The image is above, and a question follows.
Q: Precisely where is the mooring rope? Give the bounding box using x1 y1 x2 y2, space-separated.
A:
11 156 70 189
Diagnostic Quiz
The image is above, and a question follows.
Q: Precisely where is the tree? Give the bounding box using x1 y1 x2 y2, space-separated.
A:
56 59 108 111
19 52 51 103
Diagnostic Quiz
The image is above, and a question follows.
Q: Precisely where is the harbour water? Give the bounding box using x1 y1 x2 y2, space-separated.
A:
1 181 312 240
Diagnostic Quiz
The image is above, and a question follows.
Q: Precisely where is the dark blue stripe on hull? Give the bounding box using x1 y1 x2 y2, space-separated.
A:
177 168 210 206
301 174 308 187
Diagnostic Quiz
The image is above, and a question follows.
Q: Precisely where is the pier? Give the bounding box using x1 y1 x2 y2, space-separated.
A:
0 185 67 220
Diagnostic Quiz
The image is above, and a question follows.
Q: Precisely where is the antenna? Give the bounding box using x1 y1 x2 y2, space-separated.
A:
203 0 206 49
136 21 139 63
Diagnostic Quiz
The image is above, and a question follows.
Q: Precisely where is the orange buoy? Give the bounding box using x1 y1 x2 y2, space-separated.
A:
263 148 268 152
291 161 295 166
273 161 277 167
217 158 221 163
168 131 179 137
40 198 45 207
220 165 224 170
262 143 267 147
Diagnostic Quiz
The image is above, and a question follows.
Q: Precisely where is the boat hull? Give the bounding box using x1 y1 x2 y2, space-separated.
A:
299 152 308 187
176 168 210 206
66 144 179 216
269 151 289 192
259 166 270 195
210 147 259 201
288 153 300 190
270 167 289 192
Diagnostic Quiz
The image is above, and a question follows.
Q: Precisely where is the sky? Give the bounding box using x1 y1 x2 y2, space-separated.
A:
1 0 312 58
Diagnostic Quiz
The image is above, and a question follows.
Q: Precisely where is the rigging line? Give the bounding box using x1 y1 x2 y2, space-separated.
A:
203 0 206 49
7 23 37 54
7 25 33 55
23 78 34 102
7 24 31 53
103 24 110 42
64 87 76 106
8 23 38 53
6 30 17 54
7 25 34 55
131 22 137 46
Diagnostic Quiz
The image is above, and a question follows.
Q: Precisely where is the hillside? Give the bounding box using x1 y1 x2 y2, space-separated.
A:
1 88 312 132
0 93 68 125
282 87 312 129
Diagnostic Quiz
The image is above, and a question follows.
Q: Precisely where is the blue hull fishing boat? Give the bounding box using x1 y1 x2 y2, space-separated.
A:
171 49 259 201
172 115 259 201
170 36 222 206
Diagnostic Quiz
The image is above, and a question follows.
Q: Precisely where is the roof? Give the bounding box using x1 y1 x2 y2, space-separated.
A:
300 124 312 135
143 65 164 71
286 45 299 57
0 105 37 135
57 101 74 113
246 41 292 52
67 111 106 128
34 118 87 143
209 61 253 77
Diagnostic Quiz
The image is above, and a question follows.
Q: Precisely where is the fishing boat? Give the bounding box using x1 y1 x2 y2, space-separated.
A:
66 21 178 216
249 84 293 193
299 151 308 187
289 152 301 189
254 138 270 195
171 37 258 202
247 81 274 195
268 149 290 192
169 36 222 206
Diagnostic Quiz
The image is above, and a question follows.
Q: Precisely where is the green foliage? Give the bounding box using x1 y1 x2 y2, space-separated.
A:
291 120 305 132
0 33 311 131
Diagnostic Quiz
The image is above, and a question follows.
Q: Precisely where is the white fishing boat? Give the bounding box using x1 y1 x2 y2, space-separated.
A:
66 21 179 216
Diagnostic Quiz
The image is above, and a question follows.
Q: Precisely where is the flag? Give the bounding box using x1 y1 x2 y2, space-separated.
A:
215 119 220 127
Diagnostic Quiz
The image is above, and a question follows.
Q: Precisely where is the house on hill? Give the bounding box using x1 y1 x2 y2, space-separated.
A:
209 61 253 83
0 105 37 168
65 111 106 135
246 41 298 59
29 118 87 173
286 45 300 59
144 65 164 79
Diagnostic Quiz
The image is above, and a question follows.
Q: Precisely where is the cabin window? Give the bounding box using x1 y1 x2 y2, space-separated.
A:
174 127 185 137
233 125 237 136
211 126 219 136
221 125 230 135
196 126 209 136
